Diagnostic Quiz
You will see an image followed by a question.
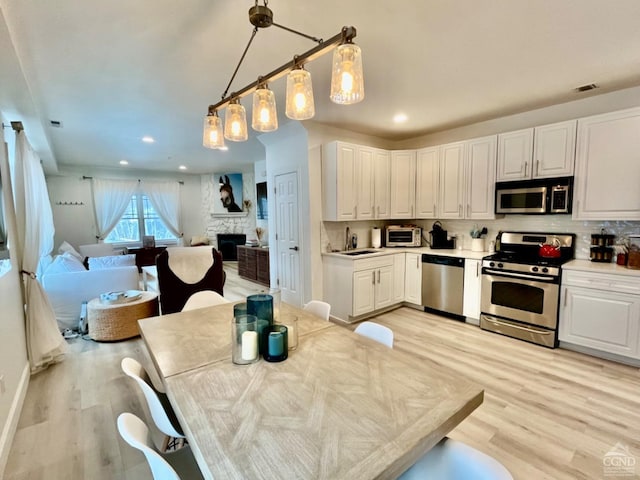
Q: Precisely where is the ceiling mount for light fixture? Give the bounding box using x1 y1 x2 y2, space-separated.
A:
203 0 364 149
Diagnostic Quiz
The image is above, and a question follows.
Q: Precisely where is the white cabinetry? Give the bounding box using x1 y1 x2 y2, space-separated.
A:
497 121 576 182
438 142 466 219
573 107 640 220
415 147 439 218
323 142 391 221
390 150 416 218
393 253 406 304
532 120 576 178
497 128 533 181
465 135 497 219
559 269 640 360
352 258 394 316
462 259 482 324
438 136 497 220
404 252 422 305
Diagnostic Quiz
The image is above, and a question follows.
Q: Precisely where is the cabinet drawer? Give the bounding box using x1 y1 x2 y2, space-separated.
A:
352 255 394 272
563 270 640 294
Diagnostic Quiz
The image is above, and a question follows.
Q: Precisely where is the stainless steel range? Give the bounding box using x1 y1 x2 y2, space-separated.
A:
480 231 576 348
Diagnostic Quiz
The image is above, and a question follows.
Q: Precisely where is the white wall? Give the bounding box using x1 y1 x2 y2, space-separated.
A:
0 126 29 476
46 166 203 250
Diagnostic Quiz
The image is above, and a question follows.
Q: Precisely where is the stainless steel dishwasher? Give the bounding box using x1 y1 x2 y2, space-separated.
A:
421 254 465 317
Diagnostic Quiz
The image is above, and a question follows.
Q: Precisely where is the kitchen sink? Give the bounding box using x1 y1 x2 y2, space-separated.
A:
340 250 377 256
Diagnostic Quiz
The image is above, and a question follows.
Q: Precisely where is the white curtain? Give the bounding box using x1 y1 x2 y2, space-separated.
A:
91 178 139 240
14 132 66 373
142 180 184 245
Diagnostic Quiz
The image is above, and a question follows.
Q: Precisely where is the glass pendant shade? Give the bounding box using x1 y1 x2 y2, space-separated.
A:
330 42 365 105
202 113 225 149
285 68 315 120
224 101 248 142
252 86 278 132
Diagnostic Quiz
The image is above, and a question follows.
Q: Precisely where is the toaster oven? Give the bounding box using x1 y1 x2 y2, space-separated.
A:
385 226 422 247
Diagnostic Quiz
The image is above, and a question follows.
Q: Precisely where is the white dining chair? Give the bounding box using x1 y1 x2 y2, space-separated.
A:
303 300 331 321
117 413 204 480
354 321 394 348
121 357 185 451
398 437 513 480
181 290 230 311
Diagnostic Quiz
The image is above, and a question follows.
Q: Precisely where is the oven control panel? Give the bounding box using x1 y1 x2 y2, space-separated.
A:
482 259 559 277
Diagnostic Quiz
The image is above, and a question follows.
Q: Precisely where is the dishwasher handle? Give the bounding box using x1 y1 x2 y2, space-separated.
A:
421 254 464 268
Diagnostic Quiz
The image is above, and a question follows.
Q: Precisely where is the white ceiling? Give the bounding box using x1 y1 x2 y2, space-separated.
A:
1 0 640 175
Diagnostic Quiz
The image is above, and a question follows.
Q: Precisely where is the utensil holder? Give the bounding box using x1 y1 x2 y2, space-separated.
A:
471 238 484 252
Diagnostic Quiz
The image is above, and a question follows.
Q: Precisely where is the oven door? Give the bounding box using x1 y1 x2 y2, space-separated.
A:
481 268 559 328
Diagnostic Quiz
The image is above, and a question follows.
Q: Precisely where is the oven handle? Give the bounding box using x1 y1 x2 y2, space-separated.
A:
483 268 555 282
483 316 553 335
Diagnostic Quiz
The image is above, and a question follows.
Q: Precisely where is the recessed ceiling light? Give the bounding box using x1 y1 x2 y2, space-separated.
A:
119 160 129 165
142 136 155 143
393 113 408 123
179 165 187 170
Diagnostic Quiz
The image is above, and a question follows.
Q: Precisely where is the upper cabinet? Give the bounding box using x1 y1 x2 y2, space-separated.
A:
415 147 439 218
497 120 576 181
438 141 466 219
323 142 391 221
573 107 640 220
389 150 416 219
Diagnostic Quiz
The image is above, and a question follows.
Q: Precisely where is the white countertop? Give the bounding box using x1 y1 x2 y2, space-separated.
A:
563 259 640 277
322 247 488 261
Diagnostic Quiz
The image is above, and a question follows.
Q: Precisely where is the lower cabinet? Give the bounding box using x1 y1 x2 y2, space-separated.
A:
559 270 640 360
237 246 270 287
462 259 482 322
353 263 394 316
404 252 422 305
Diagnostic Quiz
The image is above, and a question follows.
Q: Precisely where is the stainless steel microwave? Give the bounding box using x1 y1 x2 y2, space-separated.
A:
495 177 573 214
385 226 422 247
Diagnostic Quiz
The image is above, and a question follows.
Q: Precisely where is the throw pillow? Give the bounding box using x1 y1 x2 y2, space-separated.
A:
191 235 210 246
45 252 87 274
58 241 84 263
88 254 136 270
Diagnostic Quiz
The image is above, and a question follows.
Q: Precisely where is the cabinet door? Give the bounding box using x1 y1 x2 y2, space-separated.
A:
573 107 640 220
533 120 576 178
353 269 376 316
392 253 405 304
466 135 497 219
438 142 465 219
322 142 357 220
375 265 395 310
404 253 422 305
559 285 640 358
356 146 375 219
415 147 439 218
373 149 391 219
462 259 482 321
496 128 533 181
390 150 416 218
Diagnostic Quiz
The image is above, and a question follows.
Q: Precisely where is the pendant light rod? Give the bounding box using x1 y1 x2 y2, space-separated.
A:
208 26 356 115
271 22 323 44
221 27 259 100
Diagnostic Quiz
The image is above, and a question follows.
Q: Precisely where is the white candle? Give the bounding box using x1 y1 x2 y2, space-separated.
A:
241 331 258 361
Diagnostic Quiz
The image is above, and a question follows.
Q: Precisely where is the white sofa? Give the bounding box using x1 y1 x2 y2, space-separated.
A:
43 266 139 331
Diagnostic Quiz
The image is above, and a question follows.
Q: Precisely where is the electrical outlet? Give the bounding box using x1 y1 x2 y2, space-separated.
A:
0 375 5 395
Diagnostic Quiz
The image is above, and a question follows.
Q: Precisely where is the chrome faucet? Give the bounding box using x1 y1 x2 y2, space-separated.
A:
345 226 351 250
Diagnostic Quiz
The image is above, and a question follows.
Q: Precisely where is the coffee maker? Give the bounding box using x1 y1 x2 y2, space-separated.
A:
429 221 456 249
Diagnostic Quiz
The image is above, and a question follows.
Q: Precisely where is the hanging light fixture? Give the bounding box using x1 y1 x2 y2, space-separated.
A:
252 82 278 132
286 65 315 120
202 111 225 149
202 1 363 147
224 98 248 142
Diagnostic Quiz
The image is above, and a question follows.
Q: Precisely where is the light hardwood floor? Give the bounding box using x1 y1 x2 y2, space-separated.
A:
4 264 640 479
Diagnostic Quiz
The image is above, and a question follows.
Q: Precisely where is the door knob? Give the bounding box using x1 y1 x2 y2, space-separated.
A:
289 246 299 251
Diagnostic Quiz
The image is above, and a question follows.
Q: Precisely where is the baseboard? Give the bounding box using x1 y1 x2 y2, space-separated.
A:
0 362 30 477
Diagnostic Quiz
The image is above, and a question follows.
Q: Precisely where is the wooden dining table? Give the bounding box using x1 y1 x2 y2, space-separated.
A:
138 302 484 480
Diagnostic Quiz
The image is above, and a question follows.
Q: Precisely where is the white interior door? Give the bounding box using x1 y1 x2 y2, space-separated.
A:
275 172 301 306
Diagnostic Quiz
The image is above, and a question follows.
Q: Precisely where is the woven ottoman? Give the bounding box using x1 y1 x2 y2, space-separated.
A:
87 291 159 341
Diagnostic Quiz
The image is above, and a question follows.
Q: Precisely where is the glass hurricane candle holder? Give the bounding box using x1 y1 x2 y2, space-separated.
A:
232 314 259 365
279 314 298 351
247 294 273 353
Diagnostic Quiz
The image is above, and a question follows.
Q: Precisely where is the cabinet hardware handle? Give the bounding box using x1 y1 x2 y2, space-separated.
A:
416 256 419 268
536 159 540 175
372 205 375 217
458 204 462 216
372 271 375 285
377 269 381 283
524 161 528 176
433 204 436 215
354 205 357 217
564 289 568 307
476 262 479 277
411 205 414 217
467 204 470 217
377 205 380 216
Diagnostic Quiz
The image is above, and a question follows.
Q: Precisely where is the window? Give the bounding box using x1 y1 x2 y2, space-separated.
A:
105 195 177 245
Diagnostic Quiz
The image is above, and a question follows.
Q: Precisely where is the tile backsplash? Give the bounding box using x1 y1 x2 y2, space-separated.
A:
322 216 640 260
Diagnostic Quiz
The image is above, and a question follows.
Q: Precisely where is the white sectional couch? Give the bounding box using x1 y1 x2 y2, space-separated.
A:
42 242 139 331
